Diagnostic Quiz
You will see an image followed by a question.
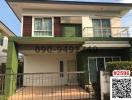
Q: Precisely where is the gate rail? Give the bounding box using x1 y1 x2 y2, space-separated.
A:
0 72 97 100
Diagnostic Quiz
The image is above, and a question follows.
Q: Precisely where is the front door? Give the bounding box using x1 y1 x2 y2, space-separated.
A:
59 61 67 85
88 58 97 83
67 60 77 85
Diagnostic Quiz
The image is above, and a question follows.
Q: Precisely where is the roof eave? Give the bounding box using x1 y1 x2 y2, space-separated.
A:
7 0 132 7
6 0 132 22
0 21 17 37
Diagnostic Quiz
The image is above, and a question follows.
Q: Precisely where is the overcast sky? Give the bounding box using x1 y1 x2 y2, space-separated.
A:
0 0 132 36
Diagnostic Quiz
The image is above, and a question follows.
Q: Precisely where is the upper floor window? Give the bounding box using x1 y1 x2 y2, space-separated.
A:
33 17 53 37
92 19 111 37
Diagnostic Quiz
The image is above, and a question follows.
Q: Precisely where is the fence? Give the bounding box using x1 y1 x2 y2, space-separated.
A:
0 72 97 100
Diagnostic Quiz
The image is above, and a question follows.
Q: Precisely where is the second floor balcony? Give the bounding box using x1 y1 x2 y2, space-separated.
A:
33 26 129 38
83 27 129 37
23 16 130 38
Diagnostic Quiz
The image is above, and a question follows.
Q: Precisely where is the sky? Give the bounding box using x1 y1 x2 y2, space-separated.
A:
0 0 132 36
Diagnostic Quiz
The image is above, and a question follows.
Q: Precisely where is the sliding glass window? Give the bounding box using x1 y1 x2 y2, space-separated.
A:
92 19 111 37
34 17 52 37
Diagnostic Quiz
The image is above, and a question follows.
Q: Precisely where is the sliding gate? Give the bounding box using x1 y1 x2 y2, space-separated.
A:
0 72 96 100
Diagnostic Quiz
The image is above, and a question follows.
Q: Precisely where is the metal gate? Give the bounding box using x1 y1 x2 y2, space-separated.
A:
0 72 96 100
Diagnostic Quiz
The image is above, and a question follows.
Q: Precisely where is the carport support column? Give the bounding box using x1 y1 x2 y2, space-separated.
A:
4 41 18 97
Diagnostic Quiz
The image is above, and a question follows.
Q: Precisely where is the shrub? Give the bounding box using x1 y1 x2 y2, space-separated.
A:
106 61 132 75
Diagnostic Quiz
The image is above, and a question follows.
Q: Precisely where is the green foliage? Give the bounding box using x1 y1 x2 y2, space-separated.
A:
106 61 132 75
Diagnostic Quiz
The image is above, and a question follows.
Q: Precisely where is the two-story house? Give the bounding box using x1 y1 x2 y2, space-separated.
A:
3 0 132 100
0 21 16 73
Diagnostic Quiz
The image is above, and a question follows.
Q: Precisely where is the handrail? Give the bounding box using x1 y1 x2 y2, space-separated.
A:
83 27 129 30
0 71 86 76
83 27 129 37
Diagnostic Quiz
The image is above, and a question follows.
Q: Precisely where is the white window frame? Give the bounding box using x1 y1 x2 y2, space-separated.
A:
88 56 121 71
92 18 111 37
32 16 54 37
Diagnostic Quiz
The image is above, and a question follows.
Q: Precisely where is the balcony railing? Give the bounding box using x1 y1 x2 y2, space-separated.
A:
83 27 129 37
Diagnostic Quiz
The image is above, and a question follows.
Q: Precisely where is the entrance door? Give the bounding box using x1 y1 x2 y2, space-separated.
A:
97 58 105 71
88 58 97 83
67 60 76 72
88 57 106 100
59 61 66 85
88 58 105 83
67 60 77 85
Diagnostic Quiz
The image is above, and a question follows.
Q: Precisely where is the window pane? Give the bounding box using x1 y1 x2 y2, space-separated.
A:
102 19 111 37
97 58 105 71
34 18 52 36
92 19 101 27
34 31 40 37
34 18 42 30
92 19 102 37
62 26 76 37
45 31 52 36
42 18 52 31
102 19 110 27
92 19 111 37
34 31 52 37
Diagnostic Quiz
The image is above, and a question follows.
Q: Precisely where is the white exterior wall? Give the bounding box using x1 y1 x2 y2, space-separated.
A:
0 36 8 65
22 8 122 38
100 71 110 100
82 16 93 37
82 16 121 37
111 17 121 28
23 54 76 86
111 17 121 37
22 9 120 17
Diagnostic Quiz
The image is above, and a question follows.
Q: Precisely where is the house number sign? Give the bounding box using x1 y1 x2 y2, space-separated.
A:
35 45 80 53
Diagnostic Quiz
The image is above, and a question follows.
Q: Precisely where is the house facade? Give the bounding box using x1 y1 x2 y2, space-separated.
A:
3 0 132 100
0 21 16 73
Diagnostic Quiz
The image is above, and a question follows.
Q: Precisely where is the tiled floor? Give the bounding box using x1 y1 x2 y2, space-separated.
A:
9 86 94 100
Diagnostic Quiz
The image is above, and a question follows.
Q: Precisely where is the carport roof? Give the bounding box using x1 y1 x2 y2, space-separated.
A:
9 37 132 45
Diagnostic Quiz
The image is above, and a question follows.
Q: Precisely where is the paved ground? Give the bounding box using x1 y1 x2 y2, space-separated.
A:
9 86 95 100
